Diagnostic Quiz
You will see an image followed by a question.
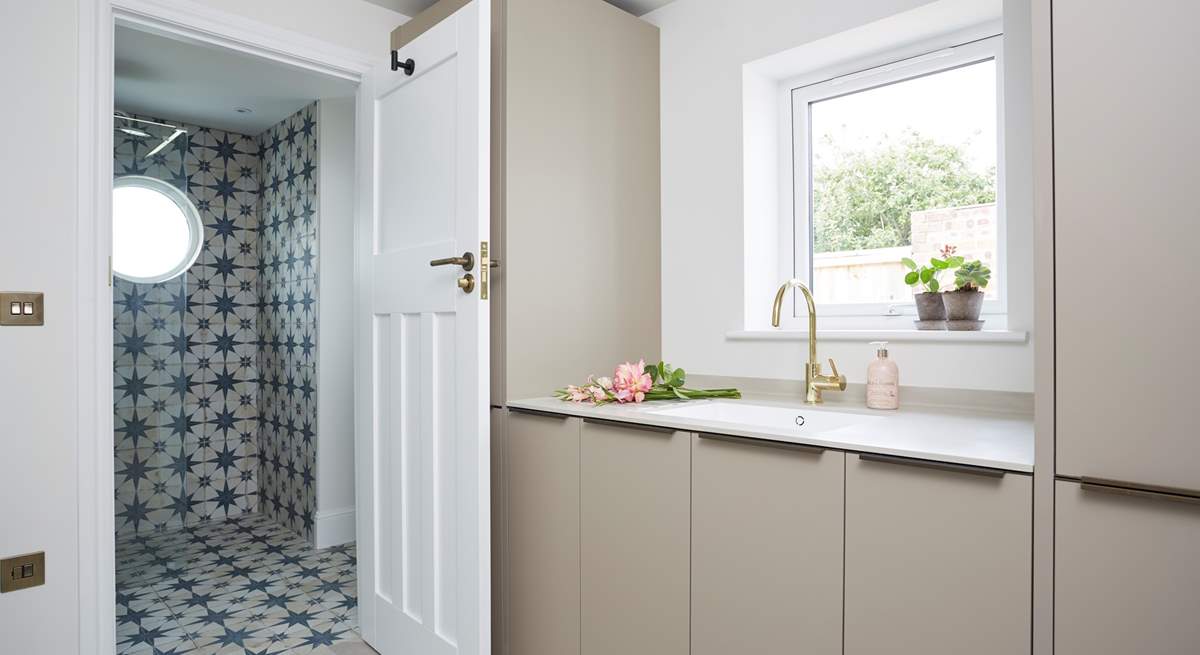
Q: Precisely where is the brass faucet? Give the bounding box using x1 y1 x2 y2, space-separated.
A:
771 279 847 404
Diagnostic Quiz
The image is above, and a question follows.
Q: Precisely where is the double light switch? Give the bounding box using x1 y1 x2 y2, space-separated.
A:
0 292 43 326
0 552 45 593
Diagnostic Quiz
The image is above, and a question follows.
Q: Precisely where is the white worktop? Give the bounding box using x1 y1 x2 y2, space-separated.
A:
507 395 1034 473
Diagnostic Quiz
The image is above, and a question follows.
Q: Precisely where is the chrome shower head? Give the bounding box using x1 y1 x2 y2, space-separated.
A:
117 125 152 138
113 112 188 157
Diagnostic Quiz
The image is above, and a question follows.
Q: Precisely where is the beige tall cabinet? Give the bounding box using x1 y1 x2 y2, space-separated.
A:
490 0 661 403
1053 0 1200 491
1051 1 1200 652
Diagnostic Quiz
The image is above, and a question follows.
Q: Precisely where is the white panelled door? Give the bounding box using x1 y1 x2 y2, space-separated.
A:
356 2 490 654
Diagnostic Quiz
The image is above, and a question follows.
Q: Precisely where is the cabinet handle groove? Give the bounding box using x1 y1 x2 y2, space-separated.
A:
507 407 569 420
697 432 825 454
1079 476 1200 505
858 452 1006 478
582 417 676 435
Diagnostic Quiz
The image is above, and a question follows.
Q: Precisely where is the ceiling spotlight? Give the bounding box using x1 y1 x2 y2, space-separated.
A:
234 107 253 114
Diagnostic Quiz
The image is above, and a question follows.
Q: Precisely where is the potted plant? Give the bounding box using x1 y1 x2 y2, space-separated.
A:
944 260 991 330
902 247 963 329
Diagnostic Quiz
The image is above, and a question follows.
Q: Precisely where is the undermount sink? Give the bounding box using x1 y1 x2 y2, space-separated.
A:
645 400 882 434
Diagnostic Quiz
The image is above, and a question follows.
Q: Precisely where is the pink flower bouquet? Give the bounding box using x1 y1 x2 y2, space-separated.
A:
555 360 741 405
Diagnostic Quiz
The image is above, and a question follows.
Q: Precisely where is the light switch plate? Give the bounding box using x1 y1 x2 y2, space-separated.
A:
1 552 45 593
0 292 44 326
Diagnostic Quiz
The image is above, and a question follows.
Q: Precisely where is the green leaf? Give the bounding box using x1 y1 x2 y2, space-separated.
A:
929 278 940 292
920 268 934 284
930 257 948 270
947 255 965 267
670 368 687 388
901 257 917 271
904 271 919 286
644 362 659 383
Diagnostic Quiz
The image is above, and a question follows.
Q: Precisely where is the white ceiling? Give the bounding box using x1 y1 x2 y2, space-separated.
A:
364 0 676 17
114 26 357 135
114 0 674 134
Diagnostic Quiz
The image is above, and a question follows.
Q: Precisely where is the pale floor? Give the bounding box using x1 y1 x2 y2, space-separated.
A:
115 514 368 654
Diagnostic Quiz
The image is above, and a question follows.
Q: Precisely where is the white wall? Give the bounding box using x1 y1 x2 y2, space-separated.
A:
316 97 357 548
197 0 408 55
645 0 1035 392
0 1 404 652
0 1 83 652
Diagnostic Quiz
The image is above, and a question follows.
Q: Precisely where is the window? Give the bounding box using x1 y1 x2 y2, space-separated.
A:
787 36 1004 321
112 176 202 283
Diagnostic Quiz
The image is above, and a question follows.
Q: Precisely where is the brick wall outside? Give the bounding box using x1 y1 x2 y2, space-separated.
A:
911 203 997 272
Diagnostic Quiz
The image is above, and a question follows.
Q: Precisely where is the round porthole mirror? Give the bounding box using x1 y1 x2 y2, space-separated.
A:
112 176 203 283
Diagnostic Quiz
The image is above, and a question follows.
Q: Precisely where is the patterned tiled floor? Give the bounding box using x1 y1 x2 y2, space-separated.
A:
116 514 359 654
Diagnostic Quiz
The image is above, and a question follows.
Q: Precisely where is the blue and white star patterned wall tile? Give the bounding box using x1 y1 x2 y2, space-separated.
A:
257 102 320 542
114 115 263 537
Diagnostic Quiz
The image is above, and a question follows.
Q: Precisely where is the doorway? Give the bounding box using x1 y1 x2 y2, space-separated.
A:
84 3 493 654
109 21 366 655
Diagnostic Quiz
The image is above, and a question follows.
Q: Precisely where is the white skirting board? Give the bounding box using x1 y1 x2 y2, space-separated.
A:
314 507 357 549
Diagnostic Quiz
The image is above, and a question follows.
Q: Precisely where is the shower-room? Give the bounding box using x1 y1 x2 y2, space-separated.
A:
111 24 360 655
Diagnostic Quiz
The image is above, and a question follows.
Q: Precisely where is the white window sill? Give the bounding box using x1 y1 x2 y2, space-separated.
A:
726 329 1029 344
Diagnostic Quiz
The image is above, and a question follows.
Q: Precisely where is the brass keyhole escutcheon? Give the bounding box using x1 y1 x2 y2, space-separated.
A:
458 273 476 294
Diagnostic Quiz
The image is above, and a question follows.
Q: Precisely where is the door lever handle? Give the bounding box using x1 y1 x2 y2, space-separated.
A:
430 252 475 271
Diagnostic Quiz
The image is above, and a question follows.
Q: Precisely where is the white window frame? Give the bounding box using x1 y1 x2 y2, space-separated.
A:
778 33 1006 328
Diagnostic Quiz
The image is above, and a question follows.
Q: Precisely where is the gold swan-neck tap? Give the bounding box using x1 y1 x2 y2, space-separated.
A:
771 279 847 404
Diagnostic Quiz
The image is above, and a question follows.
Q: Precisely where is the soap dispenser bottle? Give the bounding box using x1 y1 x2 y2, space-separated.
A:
866 341 899 410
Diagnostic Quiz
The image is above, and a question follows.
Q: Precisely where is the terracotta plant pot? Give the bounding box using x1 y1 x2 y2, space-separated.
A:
943 289 985 330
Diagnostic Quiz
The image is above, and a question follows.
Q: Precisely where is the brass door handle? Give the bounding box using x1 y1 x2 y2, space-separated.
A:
430 252 475 271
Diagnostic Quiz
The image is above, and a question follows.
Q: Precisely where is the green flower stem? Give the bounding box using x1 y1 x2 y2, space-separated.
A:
643 387 742 401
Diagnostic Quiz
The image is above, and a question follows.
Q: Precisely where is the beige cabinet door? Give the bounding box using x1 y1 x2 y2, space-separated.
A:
1053 0 1200 489
692 434 843 655
580 419 690 655
1055 480 1200 654
845 454 1031 655
506 410 581 655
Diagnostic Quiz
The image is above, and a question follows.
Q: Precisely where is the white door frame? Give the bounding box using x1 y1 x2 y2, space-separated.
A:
77 1 376 653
